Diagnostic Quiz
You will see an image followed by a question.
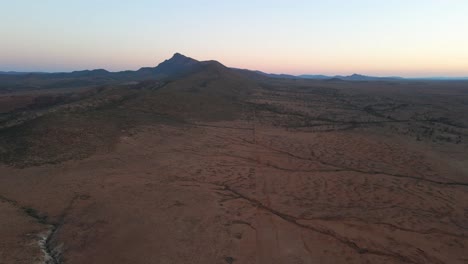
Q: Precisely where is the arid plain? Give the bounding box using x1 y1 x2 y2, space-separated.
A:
0 55 467 264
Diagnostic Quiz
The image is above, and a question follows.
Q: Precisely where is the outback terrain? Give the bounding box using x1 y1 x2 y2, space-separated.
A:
0 54 467 264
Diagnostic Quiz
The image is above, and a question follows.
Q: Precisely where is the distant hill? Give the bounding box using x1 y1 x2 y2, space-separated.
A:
0 71 47 75
298 74 330 80
254 71 297 79
300 73 404 81
410 77 468 81
230 68 297 80
0 53 231 91
236 71 405 81
2 54 468 92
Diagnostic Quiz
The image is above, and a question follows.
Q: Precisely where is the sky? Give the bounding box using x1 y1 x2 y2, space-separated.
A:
1 0 468 77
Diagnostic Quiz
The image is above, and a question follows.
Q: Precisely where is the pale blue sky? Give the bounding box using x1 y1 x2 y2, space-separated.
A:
1 0 467 76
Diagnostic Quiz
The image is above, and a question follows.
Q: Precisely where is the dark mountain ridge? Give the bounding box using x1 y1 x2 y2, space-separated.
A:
2 53 468 92
0 53 231 91
300 73 404 81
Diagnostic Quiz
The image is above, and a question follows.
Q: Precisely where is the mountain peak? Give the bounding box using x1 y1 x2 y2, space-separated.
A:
350 73 365 77
172 52 188 58
135 53 228 79
134 53 201 78
167 53 198 64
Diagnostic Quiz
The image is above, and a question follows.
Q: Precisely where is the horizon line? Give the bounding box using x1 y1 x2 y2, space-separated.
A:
1 53 468 80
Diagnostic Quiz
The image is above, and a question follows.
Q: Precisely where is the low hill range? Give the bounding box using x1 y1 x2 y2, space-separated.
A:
0 53 231 91
2 53 467 92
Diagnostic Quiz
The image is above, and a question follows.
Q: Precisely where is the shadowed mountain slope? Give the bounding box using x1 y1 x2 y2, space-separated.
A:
0 54 257 166
0 53 241 92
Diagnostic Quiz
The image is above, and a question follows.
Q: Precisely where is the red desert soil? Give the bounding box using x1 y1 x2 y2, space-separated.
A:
0 75 468 263
0 120 467 263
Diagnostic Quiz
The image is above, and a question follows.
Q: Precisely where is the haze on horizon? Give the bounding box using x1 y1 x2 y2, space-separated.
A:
1 0 468 78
